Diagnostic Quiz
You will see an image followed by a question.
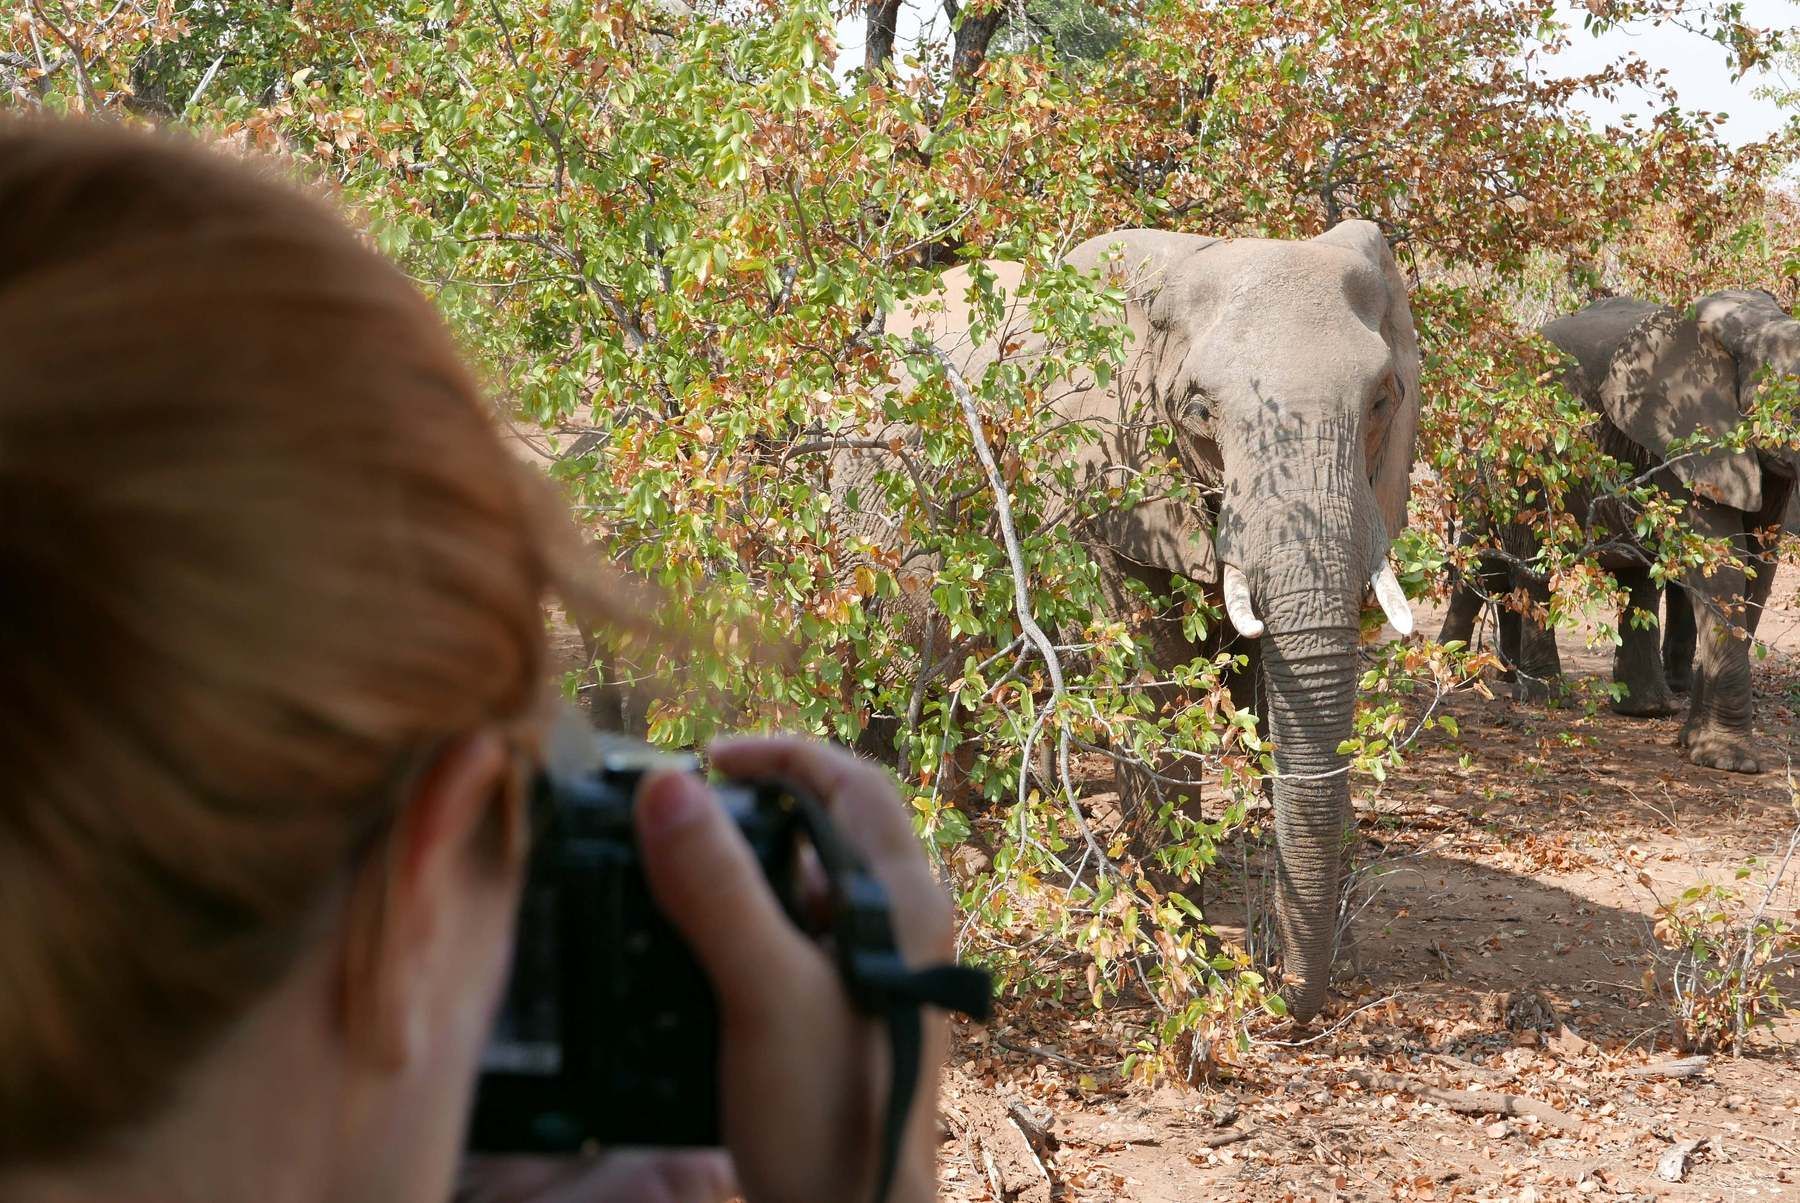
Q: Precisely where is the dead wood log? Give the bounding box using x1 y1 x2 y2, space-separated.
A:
1617 1055 1709 1081
1347 1068 1582 1133
1197 1126 1255 1149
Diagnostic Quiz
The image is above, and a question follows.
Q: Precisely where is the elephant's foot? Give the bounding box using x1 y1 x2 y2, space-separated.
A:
1512 674 1556 704
1610 681 1678 718
1681 722 1764 774
1664 667 1693 695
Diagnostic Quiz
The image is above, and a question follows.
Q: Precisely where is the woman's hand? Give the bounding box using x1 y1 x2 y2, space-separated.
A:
635 736 955 1203
455 1150 736 1203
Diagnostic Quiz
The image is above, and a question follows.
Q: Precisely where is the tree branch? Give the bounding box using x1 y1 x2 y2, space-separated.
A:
1347 1069 1581 1133
928 345 1114 877
27 0 93 111
486 0 568 194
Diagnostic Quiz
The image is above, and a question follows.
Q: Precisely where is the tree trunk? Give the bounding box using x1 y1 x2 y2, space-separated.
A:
951 3 1006 80
865 0 903 73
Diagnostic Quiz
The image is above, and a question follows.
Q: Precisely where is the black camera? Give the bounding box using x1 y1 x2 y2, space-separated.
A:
467 728 799 1152
466 719 991 1170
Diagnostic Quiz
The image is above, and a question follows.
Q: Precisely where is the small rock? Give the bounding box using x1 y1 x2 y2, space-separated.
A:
1656 1137 1708 1182
1505 989 1559 1032
1485 1120 1511 1139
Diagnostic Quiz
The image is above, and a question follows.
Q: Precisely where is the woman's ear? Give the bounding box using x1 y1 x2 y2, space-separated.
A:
337 730 521 1071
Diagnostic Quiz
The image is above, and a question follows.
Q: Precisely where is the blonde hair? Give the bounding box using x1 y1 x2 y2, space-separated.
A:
0 119 596 1163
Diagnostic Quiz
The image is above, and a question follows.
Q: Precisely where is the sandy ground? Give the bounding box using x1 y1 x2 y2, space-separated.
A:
938 566 1800 1203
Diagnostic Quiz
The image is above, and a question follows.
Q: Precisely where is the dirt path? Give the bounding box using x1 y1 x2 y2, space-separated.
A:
941 568 1800 1202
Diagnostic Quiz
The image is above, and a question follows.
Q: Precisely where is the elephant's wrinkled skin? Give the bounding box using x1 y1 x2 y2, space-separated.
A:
1440 292 1797 774
839 222 1422 1020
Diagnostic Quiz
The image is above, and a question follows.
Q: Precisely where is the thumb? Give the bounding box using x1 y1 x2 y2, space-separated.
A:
634 770 814 1026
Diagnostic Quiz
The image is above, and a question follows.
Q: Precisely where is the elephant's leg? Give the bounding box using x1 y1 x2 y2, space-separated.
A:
1610 563 1678 717
1227 637 1265 726
1744 534 1780 644
1440 558 1483 648
1679 505 1763 774
1099 555 1209 827
1492 522 1561 701
1438 574 1485 648
1679 625 1712 750
1443 551 1522 691
1226 642 1275 819
1496 602 1523 684
1510 574 1563 703
1662 583 1696 695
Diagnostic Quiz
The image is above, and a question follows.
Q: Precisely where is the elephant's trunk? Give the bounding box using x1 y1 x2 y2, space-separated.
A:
1261 624 1360 1022
1221 447 1375 1023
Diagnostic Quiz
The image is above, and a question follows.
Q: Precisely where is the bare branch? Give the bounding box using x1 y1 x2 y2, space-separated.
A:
928 344 1115 877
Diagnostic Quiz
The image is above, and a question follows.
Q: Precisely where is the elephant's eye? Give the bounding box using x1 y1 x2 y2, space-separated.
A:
1178 384 1212 424
1370 372 1397 413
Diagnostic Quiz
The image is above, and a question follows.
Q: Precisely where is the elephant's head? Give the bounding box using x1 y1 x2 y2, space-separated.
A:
1063 221 1422 1020
1694 291 1800 496
1694 289 1800 407
1555 289 1800 514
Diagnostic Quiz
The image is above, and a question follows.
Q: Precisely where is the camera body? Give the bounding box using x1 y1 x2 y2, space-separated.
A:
467 733 802 1153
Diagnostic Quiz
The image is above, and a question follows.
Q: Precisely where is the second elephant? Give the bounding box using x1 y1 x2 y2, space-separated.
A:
1441 291 1796 773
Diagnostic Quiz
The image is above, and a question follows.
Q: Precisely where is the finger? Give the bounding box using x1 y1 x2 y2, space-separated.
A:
633 769 821 1027
454 1155 571 1203
708 737 953 961
457 1151 738 1203
796 842 832 936
708 736 917 863
570 1150 738 1203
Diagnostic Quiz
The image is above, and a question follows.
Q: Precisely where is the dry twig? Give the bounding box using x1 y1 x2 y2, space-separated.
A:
1347 1068 1582 1133
1615 1055 1709 1080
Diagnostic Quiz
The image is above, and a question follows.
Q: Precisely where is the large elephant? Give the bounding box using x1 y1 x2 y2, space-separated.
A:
842 222 1422 1020
1440 291 1796 773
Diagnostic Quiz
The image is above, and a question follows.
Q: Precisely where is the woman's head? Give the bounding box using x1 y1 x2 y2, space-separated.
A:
0 119 567 1194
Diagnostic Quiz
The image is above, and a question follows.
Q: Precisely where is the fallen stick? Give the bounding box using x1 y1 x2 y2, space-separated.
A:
1006 1102 1057 1156
995 1036 1095 1071
1424 1052 1509 1084
1347 1069 1581 1133
1616 1055 1709 1081
1005 1110 1056 1190
1198 1126 1255 1149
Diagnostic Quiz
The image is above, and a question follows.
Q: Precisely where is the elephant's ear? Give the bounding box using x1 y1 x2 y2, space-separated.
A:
1595 304 1762 511
1541 296 1664 398
1694 289 1800 408
1311 220 1421 546
890 260 1031 375
1062 228 1226 582
1091 497 1217 582
1064 227 1225 346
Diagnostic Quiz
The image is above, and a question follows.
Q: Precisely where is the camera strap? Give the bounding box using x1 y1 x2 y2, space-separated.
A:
787 793 993 1203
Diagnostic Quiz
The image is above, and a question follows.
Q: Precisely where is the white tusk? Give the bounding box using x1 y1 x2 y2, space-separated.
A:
1222 564 1264 639
1371 563 1414 636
